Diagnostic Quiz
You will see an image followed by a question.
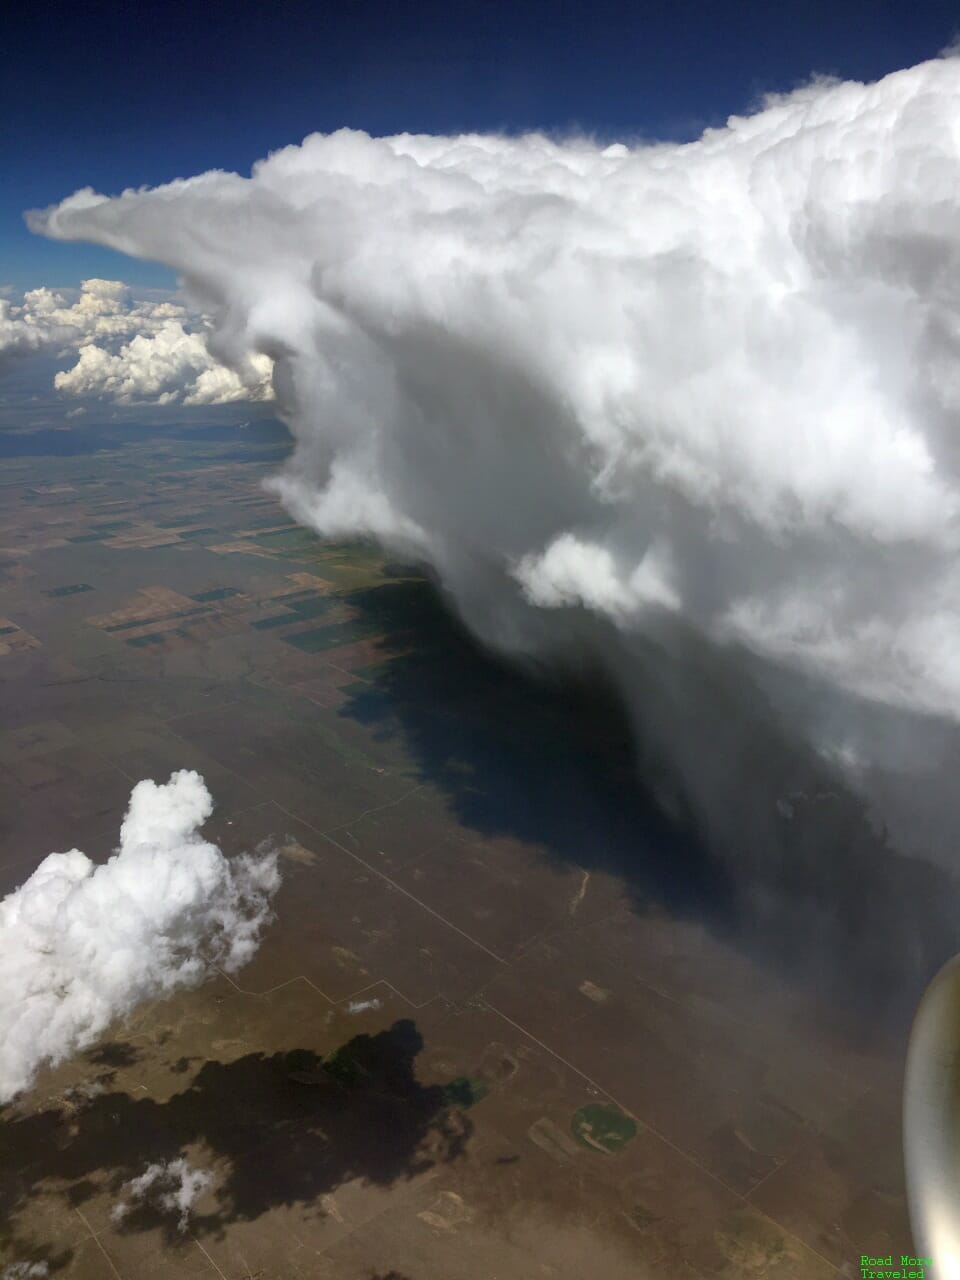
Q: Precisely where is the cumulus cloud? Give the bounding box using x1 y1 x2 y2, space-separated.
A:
0 299 69 372
0 278 273 405
22 276 184 340
516 534 681 616
53 317 273 405
0 771 279 1103
112 1158 212 1231
29 57 960 990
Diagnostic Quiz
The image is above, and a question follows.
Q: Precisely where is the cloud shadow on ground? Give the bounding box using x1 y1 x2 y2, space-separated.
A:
338 574 960 1032
0 1020 469 1272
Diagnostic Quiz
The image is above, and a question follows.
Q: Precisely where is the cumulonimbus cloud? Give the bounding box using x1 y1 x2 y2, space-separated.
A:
0 771 279 1103
0 278 274 405
28 57 960 993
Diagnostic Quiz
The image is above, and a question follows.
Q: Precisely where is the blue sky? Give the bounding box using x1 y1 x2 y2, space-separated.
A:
2 0 955 290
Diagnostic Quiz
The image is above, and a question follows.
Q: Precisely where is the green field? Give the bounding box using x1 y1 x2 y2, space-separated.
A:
443 1076 490 1109
571 1103 637 1154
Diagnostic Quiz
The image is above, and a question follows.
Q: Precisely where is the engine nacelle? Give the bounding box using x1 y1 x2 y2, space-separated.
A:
904 954 960 1277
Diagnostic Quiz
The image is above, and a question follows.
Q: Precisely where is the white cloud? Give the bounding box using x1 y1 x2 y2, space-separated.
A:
112 1158 212 1232
0 299 67 371
0 771 279 1103
53 318 273 406
515 534 680 617
345 997 381 1013
0 278 274 405
28 56 960 875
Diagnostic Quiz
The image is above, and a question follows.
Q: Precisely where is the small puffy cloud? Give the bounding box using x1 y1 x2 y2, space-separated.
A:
0 278 274 405
0 770 279 1103
346 997 381 1013
112 1158 212 1232
515 535 680 617
516 536 634 614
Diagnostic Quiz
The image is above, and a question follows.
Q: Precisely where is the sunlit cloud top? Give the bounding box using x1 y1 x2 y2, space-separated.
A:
0 278 273 405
